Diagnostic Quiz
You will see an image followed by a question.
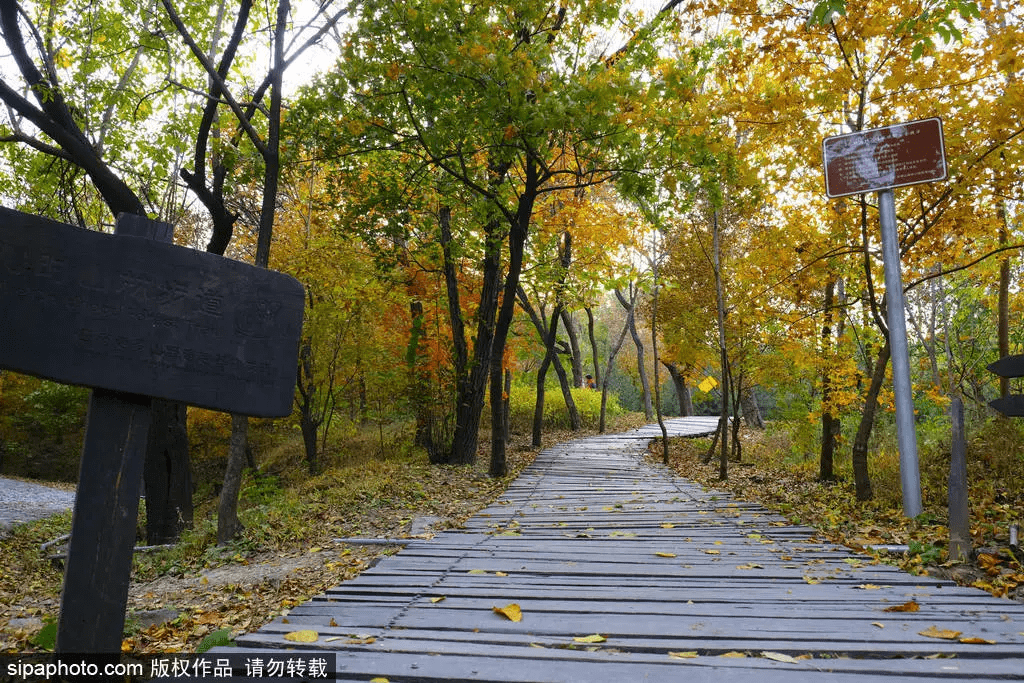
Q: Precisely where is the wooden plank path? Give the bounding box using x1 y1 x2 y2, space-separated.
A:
223 418 1024 681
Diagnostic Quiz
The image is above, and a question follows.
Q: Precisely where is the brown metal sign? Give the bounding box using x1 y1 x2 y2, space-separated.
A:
823 118 947 198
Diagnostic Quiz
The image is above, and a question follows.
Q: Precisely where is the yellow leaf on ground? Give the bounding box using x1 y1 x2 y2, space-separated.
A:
468 569 488 575
655 552 677 558
668 651 698 659
959 636 996 644
574 634 607 643
720 651 747 658
919 626 962 640
345 636 376 645
430 596 446 603
495 571 509 577
283 630 318 643
703 549 720 555
369 678 389 683
871 622 885 629
762 651 800 664
856 584 882 590
884 600 920 612
661 523 676 529
492 604 523 622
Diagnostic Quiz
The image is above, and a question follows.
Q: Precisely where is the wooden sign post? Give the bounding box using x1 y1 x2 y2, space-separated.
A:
0 207 304 652
823 118 948 519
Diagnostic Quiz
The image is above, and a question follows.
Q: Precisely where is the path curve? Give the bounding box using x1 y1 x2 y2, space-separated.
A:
219 418 1024 681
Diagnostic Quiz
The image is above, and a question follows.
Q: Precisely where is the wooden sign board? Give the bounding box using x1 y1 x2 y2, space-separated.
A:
0 207 303 417
823 118 948 198
988 354 1024 417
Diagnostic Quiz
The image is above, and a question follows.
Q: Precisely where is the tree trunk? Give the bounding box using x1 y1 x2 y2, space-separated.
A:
585 306 601 388
599 294 634 433
663 361 693 417
820 280 838 482
143 400 193 545
490 162 539 478
616 288 652 420
559 308 584 388
999 201 1011 399
851 339 891 501
217 413 248 544
712 211 729 481
740 387 763 429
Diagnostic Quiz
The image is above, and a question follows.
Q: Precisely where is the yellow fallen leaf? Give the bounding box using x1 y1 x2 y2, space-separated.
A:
884 600 920 612
703 549 720 555
200 576 209 585
495 571 509 577
370 678 389 683
430 596 446 603
324 636 343 643
309 546 322 553
762 651 800 664
661 523 676 529
856 584 882 590
871 622 885 629
574 634 607 643
468 569 488 575
959 636 996 644
283 630 318 643
329 618 338 627
655 552 677 558
493 604 523 622
668 651 698 659
720 651 747 658
803 576 821 585
919 626 962 640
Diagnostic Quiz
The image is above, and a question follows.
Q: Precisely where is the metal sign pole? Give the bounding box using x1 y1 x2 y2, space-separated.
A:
878 188 923 518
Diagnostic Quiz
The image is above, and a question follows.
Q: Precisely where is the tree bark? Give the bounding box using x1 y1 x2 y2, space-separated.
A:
143 400 193 544
585 306 601 388
663 361 693 416
712 211 729 480
559 308 584 388
599 293 634 433
851 339 891 501
616 288 653 420
740 387 763 428
217 413 248 544
820 280 838 482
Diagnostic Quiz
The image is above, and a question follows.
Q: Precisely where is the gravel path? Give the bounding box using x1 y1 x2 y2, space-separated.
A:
0 476 75 533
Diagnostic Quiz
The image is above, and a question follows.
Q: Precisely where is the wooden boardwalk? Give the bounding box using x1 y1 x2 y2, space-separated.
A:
227 418 1024 681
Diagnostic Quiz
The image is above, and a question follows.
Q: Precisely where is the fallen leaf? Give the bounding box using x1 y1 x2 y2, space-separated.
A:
661 523 676 529
574 634 607 643
495 571 509 577
668 651 698 659
884 601 920 613
492 604 523 622
703 549 720 555
856 584 882 590
655 552 677 558
737 563 763 570
918 626 962 640
762 651 800 664
283 630 318 643
959 636 996 644
430 596 446 603
720 651 747 658
329 618 338 627
369 678 389 683
468 569 488 575
871 622 885 629
345 636 376 644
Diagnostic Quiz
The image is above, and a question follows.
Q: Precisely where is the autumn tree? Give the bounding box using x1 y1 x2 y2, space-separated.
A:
297 0 659 474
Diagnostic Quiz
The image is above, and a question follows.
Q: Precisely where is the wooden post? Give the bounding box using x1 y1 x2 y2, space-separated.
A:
57 389 151 652
948 397 971 563
57 214 169 653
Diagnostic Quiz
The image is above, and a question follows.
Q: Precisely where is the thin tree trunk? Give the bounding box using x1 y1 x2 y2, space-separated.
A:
651 232 669 464
599 295 634 433
851 339 891 501
559 308 584 388
616 287 652 420
999 201 1011 399
820 280 838 482
217 413 248 544
712 211 729 480
585 306 601 388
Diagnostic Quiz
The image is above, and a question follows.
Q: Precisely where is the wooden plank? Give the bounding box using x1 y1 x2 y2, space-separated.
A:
0 207 304 416
222 419 1024 681
987 354 1024 378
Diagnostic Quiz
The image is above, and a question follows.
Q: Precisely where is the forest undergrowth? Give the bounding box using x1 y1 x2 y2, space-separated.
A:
659 421 1024 604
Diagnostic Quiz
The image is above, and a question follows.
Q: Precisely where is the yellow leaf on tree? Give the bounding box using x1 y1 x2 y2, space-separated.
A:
492 604 523 622
574 634 607 643
283 630 319 643
918 626 962 640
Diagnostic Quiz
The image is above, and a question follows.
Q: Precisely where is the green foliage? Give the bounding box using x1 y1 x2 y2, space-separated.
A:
0 374 88 481
196 629 235 653
29 617 56 651
507 384 622 431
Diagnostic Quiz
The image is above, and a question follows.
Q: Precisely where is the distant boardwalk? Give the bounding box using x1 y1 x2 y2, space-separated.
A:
227 417 1024 681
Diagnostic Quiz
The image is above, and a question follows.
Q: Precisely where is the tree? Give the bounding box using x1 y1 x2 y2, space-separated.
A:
300 0 655 474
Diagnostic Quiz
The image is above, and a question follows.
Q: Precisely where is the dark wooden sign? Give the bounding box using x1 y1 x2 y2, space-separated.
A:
988 355 1024 417
823 118 948 198
0 207 304 417
0 208 305 653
